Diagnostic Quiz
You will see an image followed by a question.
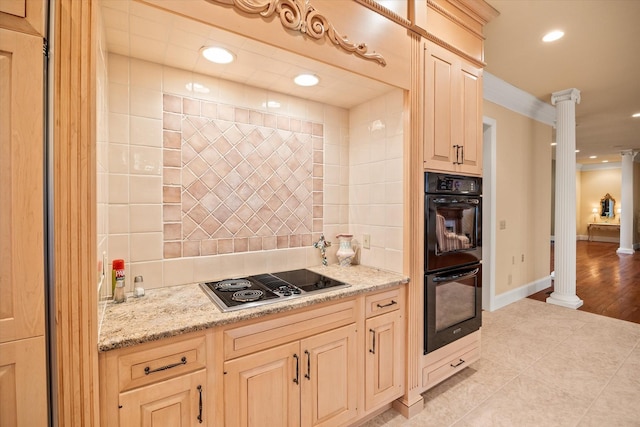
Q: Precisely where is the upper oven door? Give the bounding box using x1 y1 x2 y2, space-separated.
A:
426 194 482 272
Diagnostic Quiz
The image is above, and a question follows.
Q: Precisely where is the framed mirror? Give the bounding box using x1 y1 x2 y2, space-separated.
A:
600 193 615 218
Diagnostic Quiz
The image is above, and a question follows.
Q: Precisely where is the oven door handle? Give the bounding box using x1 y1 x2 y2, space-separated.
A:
432 198 479 205
432 268 479 282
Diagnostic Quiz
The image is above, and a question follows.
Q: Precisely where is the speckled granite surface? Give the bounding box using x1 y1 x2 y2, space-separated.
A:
98 264 408 352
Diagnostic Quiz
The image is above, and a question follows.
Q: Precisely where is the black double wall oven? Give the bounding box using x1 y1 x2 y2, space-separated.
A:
424 173 482 354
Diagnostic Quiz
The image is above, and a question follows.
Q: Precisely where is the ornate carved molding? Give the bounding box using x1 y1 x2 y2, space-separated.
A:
209 0 386 66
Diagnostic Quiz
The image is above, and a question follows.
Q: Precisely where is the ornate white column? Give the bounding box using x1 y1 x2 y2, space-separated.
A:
548 88 583 309
617 150 637 254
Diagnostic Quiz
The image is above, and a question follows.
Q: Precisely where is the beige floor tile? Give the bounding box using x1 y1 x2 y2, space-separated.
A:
454 375 590 427
364 299 640 427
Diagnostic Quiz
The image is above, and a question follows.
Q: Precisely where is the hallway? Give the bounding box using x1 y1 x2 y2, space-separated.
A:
528 241 640 324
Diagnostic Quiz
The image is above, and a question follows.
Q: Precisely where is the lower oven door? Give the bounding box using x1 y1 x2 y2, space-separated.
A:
424 263 482 354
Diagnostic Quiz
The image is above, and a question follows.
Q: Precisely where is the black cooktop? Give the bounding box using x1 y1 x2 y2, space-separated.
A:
200 269 349 312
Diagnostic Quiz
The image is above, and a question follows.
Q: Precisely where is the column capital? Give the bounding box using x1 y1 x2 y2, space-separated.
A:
551 88 581 105
620 149 638 159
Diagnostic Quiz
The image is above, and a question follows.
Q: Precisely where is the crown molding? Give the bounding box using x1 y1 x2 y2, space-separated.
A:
483 71 556 126
208 0 387 66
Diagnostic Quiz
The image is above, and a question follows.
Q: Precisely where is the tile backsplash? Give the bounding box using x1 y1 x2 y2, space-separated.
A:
162 95 323 258
98 53 403 298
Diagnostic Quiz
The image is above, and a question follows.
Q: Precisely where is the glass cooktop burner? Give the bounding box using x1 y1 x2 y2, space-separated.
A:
200 269 350 312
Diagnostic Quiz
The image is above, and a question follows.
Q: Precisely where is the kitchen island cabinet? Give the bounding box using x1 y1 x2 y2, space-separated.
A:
424 41 482 176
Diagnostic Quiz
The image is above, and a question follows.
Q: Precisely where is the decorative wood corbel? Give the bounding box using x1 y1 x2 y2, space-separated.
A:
209 0 387 66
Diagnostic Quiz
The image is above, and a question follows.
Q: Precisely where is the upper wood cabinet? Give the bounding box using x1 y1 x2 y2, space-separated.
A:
0 0 45 36
424 42 483 176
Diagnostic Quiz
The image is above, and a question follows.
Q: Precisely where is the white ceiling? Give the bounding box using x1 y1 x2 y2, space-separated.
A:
484 0 640 164
99 0 395 110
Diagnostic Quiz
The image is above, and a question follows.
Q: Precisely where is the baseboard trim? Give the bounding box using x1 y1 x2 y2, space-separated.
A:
492 275 552 311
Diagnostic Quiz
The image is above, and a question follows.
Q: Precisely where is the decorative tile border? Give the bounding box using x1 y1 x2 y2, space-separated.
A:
162 95 323 258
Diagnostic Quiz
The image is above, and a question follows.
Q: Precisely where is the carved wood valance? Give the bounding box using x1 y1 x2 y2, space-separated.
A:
208 0 387 66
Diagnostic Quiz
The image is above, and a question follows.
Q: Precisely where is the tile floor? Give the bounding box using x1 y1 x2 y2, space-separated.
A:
363 298 640 426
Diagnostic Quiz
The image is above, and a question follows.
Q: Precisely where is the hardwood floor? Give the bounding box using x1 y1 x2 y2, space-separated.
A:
528 241 640 324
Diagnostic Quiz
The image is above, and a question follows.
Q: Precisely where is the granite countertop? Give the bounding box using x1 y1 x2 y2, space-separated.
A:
98 264 409 352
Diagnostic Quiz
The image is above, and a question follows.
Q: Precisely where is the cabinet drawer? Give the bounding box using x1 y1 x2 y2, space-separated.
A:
114 333 207 392
422 343 479 389
365 288 401 318
223 299 357 360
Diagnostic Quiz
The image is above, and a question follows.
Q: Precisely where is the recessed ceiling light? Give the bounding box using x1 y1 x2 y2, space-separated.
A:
294 73 319 87
201 46 235 64
589 155 597 159
632 112 640 118
602 160 609 163
542 30 564 42
575 149 580 153
550 142 557 146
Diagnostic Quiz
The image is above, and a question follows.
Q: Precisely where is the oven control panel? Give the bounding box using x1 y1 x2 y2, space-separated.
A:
425 173 482 195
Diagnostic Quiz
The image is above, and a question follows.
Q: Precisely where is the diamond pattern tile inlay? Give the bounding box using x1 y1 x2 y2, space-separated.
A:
162 95 323 258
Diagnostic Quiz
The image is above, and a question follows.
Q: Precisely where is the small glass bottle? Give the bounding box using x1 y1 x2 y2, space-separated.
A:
113 276 126 303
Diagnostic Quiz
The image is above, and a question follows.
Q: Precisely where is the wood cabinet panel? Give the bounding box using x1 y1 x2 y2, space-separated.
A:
114 333 207 392
223 299 356 360
0 0 45 36
364 305 404 411
300 324 358 427
364 288 401 317
0 336 48 426
424 42 482 176
223 341 300 427
0 27 44 344
119 370 207 427
421 330 480 390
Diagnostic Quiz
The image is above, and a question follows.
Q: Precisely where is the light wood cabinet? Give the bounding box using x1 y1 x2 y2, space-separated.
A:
224 301 358 427
0 17 47 427
421 330 480 390
424 42 482 176
119 370 207 427
300 325 358 427
363 288 405 412
100 331 211 427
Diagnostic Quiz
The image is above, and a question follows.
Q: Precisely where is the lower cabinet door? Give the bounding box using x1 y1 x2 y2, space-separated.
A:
365 311 404 411
0 336 48 426
300 324 358 427
119 370 207 427
223 341 300 427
